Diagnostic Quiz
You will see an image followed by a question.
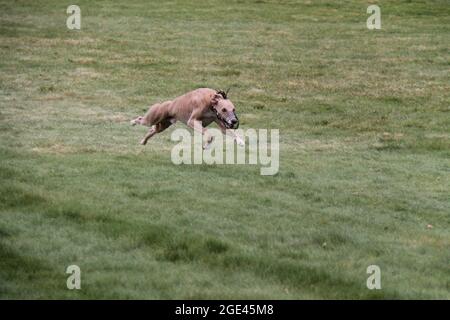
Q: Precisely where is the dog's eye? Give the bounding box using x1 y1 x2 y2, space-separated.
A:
232 108 235 112
222 108 227 113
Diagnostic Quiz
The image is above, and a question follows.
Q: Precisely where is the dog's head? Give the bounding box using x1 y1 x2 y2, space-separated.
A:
211 90 239 129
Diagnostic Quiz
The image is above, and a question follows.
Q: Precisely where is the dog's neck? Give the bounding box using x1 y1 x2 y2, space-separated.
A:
210 104 226 124
216 90 228 99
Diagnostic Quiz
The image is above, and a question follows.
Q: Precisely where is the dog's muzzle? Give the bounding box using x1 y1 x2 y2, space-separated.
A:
214 109 239 129
224 113 239 129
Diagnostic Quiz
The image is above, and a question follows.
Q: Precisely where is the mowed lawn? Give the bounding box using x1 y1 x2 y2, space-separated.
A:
0 0 449 299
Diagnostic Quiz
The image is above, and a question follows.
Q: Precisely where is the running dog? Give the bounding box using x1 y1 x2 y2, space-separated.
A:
131 88 244 147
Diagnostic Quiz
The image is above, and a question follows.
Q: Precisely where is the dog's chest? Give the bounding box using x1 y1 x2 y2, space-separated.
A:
201 109 217 126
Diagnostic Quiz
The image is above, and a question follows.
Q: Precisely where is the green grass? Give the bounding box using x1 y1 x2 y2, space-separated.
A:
0 0 449 299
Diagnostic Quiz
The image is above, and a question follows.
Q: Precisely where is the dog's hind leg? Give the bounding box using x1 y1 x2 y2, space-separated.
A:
131 102 163 127
140 119 174 145
140 126 157 145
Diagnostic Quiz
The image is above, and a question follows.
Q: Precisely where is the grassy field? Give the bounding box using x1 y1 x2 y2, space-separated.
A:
0 0 449 299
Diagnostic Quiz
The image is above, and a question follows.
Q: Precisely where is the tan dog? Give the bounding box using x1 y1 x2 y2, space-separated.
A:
131 88 244 147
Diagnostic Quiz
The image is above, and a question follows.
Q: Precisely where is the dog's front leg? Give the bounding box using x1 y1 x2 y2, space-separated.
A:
232 132 245 147
216 121 245 147
187 118 213 149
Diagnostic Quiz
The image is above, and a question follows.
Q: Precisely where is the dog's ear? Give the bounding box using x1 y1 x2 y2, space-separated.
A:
216 90 228 99
211 93 222 107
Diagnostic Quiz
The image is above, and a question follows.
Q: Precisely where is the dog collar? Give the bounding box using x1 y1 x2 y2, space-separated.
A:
211 105 232 129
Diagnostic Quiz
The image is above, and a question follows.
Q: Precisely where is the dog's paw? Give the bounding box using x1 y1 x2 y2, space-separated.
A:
140 139 147 145
235 136 245 147
203 143 212 150
203 136 214 150
130 120 137 126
